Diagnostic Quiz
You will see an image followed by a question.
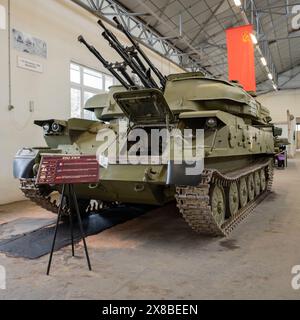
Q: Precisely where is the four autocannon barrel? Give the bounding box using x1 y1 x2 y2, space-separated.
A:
78 17 166 91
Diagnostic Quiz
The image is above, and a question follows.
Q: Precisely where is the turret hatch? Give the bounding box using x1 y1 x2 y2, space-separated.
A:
114 89 174 125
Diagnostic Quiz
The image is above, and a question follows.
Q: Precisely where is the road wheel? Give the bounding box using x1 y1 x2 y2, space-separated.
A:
254 171 261 196
227 182 239 217
260 168 266 191
239 177 248 208
210 184 226 226
247 174 255 201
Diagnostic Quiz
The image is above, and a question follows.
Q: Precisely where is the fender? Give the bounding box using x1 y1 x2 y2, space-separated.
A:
13 148 49 179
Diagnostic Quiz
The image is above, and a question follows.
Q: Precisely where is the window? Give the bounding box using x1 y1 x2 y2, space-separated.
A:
70 63 116 120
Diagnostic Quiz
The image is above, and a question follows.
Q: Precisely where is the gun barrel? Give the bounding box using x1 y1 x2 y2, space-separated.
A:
98 19 157 89
78 35 130 90
113 16 167 89
114 62 136 87
78 35 88 46
98 20 120 45
128 49 158 88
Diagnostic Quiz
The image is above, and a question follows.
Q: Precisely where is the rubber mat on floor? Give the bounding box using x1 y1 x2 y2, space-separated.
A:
0 218 55 241
0 205 151 259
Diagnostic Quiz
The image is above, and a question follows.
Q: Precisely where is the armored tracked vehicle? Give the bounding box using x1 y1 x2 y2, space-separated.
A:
13 18 275 236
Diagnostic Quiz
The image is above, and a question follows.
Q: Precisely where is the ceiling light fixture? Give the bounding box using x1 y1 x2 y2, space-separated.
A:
233 0 242 7
260 57 267 66
250 33 258 45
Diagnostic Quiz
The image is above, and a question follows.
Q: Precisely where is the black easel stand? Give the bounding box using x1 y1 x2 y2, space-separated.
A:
47 184 92 275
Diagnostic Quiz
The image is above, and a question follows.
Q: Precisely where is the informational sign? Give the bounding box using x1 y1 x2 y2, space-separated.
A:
37 155 99 185
12 28 47 58
17 56 43 73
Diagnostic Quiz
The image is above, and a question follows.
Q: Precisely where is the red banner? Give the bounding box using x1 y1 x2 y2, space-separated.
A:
226 24 256 92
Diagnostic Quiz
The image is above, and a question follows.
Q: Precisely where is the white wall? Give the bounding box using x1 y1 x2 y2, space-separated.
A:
258 89 300 157
0 0 184 204
257 89 300 123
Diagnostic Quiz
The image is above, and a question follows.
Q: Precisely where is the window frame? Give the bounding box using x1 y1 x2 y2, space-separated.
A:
70 62 116 119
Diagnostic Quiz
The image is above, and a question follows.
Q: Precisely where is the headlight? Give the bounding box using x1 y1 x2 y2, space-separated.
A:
51 122 61 133
206 118 217 128
43 123 50 133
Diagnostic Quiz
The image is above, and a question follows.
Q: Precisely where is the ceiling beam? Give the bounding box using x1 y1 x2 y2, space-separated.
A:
188 0 227 47
152 0 173 29
131 0 210 73
257 64 300 93
70 0 208 73
280 69 300 88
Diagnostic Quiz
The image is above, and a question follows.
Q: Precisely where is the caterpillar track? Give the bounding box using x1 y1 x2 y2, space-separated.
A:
175 159 274 237
19 179 101 216
20 158 274 236
20 179 67 214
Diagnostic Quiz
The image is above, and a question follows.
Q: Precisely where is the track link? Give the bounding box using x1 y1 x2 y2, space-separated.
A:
19 179 118 216
175 159 274 237
20 179 66 214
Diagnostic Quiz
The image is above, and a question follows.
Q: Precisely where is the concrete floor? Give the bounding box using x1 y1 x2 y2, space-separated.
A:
0 155 300 300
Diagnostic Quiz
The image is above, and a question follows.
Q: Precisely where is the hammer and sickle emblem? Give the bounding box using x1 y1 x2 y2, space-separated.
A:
242 32 251 42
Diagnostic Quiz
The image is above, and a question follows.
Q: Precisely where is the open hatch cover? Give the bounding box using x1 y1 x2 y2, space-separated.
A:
113 89 174 125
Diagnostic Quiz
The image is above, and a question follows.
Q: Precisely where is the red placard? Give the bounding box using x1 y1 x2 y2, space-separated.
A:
37 155 99 185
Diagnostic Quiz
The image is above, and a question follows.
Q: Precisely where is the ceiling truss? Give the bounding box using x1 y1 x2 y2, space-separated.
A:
71 0 300 92
71 0 209 74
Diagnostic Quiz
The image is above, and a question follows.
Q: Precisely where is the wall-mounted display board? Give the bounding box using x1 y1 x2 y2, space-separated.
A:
12 28 47 58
